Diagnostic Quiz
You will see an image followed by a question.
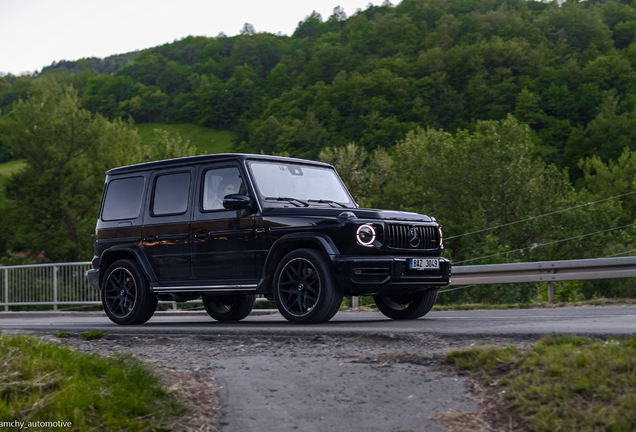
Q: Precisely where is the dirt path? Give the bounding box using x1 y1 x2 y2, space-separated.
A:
35 331 537 432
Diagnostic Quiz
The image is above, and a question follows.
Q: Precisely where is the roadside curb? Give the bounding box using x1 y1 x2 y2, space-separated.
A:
0 309 280 319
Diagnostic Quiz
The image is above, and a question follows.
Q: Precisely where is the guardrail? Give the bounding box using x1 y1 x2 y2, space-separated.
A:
450 256 636 301
1 262 95 311
2 256 635 310
0 262 265 311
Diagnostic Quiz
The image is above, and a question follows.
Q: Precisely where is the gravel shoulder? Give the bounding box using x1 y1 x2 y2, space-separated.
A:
33 330 540 432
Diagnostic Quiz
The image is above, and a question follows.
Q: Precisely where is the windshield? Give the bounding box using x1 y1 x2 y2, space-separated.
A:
248 161 355 207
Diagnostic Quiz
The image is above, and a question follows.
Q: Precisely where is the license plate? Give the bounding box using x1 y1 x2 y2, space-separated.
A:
409 258 439 270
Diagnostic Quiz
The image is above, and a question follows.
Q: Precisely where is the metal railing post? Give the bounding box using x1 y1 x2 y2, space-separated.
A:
53 265 58 311
547 281 554 303
3 269 8 312
352 296 359 309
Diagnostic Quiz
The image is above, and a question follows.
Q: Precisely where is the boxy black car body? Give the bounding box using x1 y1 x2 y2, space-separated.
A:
87 154 451 324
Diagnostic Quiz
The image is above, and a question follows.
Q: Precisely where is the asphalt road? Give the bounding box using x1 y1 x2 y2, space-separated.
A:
4 306 633 432
0 305 634 337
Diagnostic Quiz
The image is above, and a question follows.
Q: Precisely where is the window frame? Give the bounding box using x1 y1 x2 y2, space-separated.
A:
199 164 249 214
149 170 193 217
100 175 146 222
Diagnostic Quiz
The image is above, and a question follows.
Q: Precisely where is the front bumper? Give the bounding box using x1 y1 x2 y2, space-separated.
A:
86 269 100 291
331 255 451 294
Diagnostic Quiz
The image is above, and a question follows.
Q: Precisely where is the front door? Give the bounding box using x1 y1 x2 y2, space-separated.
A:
191 164 259 284
141 168 194 280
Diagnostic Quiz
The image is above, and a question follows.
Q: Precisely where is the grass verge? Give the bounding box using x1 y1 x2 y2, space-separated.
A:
0 332 185 430
444 334 636 431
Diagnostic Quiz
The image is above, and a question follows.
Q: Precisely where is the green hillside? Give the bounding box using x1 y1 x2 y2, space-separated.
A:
0 124 231 182
134 123 233 154
4 0 636 175
1 0 636 302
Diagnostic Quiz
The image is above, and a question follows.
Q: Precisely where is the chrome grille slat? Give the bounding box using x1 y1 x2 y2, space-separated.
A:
386 223 439 250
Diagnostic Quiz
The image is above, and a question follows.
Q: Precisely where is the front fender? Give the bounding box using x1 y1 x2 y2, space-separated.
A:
260 232 340 284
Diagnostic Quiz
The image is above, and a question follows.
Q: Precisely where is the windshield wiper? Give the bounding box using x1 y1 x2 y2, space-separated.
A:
264 197 309 207
307 199 348 208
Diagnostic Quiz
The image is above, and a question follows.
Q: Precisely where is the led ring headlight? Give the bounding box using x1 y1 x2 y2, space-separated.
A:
356 224 376 247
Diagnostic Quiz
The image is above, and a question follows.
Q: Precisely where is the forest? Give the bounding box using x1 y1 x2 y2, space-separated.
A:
1 0 636 303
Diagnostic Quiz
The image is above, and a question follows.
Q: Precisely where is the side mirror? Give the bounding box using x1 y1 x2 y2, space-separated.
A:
223 194 252 210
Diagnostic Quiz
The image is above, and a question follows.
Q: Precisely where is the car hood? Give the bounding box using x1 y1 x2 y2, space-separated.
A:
261 206 434 222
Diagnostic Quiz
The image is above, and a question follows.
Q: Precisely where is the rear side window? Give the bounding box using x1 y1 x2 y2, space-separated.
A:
102 177 145 221
152 172 191 216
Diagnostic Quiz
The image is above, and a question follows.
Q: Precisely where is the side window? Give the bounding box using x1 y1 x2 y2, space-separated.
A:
202 167 246 211
102 177 144 221
152 172 191 216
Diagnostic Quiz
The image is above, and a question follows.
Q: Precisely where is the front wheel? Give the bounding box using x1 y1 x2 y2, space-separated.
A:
273 248 343 324
202 295 256 322
101 259 157 325
373 290 438 320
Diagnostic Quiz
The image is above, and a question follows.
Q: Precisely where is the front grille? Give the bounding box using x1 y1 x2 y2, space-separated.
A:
386 224 439 250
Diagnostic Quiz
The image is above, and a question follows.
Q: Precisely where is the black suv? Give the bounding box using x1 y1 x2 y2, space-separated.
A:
87 154 450 324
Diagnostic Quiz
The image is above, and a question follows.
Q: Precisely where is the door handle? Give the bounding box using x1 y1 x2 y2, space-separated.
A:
195 231 209 239
144 235 156 242
255 228 266 234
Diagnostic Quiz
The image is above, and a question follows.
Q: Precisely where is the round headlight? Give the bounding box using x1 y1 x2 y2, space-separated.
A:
356 224 376 246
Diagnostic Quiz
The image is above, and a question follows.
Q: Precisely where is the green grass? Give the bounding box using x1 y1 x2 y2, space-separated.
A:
81 330 107 341
445 334 636 431
53 332 70 338
0 159 25 178
0 160 24 205
0 332 185 430
135 123 234 155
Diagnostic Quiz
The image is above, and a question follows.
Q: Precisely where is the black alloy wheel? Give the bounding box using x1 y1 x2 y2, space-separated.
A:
101 259 157 325
273 248 343 324
202 295 256 322
373 290 438 320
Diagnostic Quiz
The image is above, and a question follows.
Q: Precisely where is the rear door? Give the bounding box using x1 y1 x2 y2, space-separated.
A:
141 168 194 281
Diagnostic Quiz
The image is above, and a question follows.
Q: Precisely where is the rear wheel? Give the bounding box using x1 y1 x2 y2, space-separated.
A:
202 295 256 322
373 290 438 320
102 259 157 325
273 248 343 324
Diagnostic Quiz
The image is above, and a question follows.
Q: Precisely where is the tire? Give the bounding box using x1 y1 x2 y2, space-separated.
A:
373 290 438 320
101 259 157 325
202 295 256 322
273 248 343 324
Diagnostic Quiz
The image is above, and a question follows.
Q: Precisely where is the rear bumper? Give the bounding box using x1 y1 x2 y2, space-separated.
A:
86 269 100 291
331 255 451 295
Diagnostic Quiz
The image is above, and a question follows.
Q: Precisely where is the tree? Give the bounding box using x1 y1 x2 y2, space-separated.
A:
143 128 196 162
564 94 636 178
0 80 190 262
318 142 392 208
581 147 636 226
293 11 324 39
385 115 623 273
240 23 256 36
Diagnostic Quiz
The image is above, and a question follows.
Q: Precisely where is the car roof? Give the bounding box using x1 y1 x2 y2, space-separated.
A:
106 153 333 175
